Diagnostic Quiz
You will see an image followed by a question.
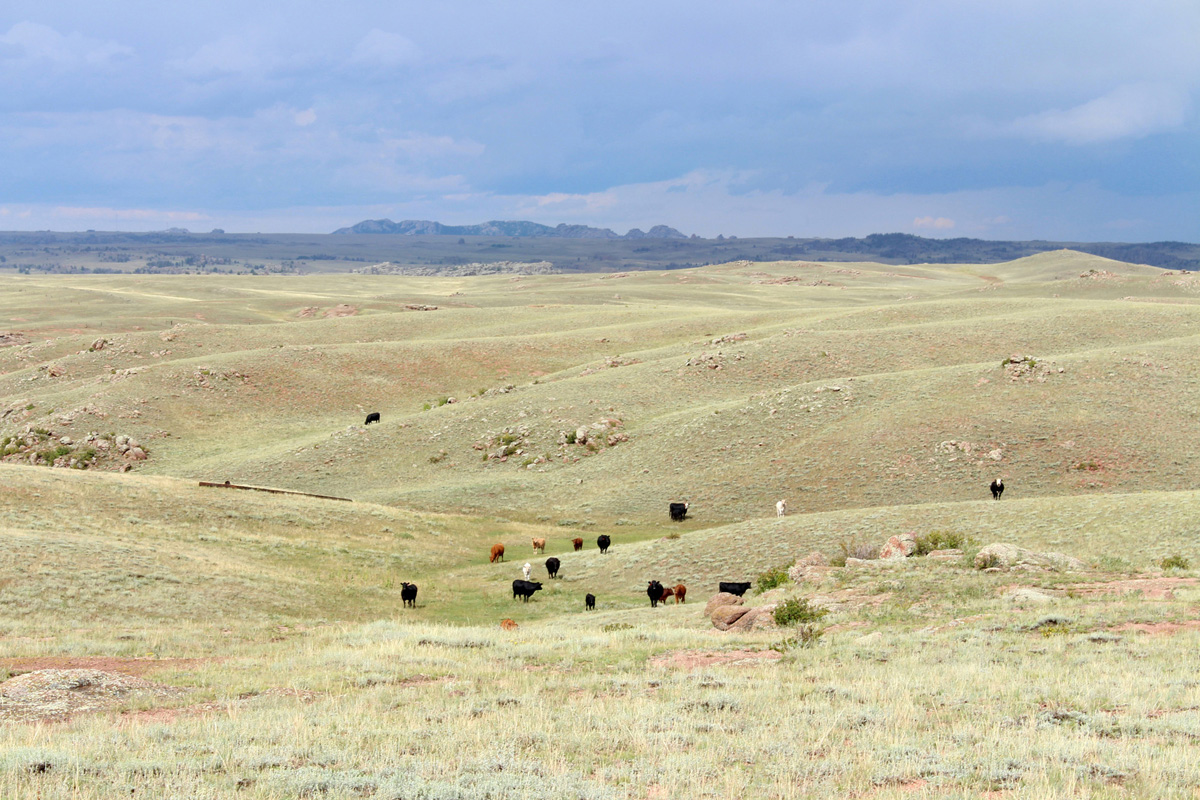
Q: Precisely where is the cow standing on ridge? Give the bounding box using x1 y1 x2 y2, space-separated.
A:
990 478 1004 500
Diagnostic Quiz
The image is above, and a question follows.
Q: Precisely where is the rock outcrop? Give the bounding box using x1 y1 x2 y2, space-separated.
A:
974 543 1085 572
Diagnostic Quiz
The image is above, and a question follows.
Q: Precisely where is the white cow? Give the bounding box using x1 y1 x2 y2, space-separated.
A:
776 499 787 517
522 562 532 581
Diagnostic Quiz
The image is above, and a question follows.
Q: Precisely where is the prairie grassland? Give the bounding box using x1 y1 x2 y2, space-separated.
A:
4 252 1200 797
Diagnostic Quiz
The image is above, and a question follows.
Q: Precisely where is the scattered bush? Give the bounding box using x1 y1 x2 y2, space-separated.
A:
914 530 967 555
564 431 577 445
773 598 829 627
975 552 1002 570
1160 554 1190 571
755 565 790 594
830 539 878 566
602 623 632 632
770 624 824 652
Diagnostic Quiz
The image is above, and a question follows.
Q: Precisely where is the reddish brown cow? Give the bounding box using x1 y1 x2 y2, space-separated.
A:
673 584 687 604
572 537 583 551
531 537 546 554
658 585 674 604
490 543 505 563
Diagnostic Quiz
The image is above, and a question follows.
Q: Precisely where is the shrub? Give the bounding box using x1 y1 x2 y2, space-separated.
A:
773 598 828 627
1160 554 1190 571
602 623 632 632
564 431 577 444
770 624 824 652
755 565 790 594
830 538 878 566
975 552 1002 570
914 530 967 555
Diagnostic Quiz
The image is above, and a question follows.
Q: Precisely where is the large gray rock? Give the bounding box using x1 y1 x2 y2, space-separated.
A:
704 592 744 617
974 543 1085 571
710 605 751 630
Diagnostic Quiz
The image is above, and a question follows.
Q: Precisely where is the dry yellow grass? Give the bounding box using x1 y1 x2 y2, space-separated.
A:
3 252 1200 798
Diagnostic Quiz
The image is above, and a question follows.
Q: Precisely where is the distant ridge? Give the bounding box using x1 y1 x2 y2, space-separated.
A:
333 219 688 239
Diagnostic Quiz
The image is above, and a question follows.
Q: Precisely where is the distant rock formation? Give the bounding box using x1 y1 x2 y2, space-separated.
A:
351 260 556 277
332 219 688 240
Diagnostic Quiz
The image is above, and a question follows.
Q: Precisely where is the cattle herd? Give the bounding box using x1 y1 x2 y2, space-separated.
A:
397 484 1007 613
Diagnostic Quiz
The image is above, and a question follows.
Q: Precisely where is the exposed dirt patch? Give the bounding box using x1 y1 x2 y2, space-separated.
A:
1 656 207 677
117 686 320 725
649 649 782 670
1064 577 1197 600
324 304 358 318
1110 620 1200 635
0 669 186 723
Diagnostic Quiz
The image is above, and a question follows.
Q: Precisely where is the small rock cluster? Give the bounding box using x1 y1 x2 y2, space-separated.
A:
1002 354 1064 382
705 592 777 632
0 426 149 471
560 417 627 449
685 351 746 369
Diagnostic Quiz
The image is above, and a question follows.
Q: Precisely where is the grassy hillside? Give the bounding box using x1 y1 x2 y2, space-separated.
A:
6 251 1200 798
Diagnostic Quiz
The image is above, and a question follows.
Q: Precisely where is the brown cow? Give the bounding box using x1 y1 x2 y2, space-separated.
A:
489 543 505 563
673 584 687 604
532 537 546 554
658 585 674 604
572 537 583 551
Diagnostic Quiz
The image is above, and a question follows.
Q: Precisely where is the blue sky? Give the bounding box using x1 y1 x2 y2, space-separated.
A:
1 1 1197 240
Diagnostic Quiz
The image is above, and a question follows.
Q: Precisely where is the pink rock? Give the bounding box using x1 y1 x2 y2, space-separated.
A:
878 533 917 560
711 605 751 630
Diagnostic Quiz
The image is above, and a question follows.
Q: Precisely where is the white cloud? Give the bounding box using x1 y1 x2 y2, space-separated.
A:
913 216 955 230
294 108 317 127
174 35 270 77
351 29 420 67
1007 83 1191 144
0 21 131 67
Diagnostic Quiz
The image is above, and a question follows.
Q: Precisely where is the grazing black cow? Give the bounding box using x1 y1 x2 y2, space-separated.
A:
545 557 561 579
990 478 1004 500
669 502 689 522
585 593 596 611
719 581 752 597
597 534 611 554
647 580 665 607
400 581 417 608
512 579 543 602
365 411 381 425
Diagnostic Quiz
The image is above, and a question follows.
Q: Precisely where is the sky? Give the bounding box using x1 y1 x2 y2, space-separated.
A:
0 1 1197 241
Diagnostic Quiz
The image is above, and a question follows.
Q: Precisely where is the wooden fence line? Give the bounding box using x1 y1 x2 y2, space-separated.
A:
198 481 352 502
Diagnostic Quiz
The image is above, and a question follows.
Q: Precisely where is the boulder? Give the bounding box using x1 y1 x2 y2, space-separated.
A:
124 447 147 461
710 605 751 631
878 533 917 560
1007 588 1054 605
974 543 1085 572
788 551 829 583
729 604 779 632
704 592 744 617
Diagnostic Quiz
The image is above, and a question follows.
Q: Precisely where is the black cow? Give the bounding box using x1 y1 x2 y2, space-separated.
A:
545 557 561 579
647 580 665 607
669 502 689 522
719 581 752 597
585 593 596 611
597 534 611 554
365 411 381 425
400 581 417 608
512 579 543 602
990 478 1004 500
